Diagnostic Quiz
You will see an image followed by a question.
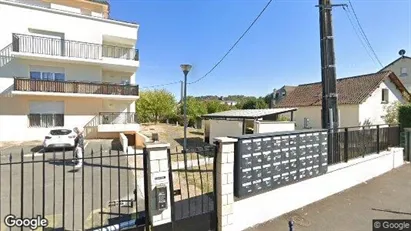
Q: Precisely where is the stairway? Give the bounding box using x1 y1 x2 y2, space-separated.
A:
0 43 13 67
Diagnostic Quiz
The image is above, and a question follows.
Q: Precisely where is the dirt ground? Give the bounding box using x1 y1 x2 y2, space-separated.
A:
140 123 209 152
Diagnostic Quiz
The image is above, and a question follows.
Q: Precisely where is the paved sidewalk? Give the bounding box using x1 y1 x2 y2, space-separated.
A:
246 163 411 231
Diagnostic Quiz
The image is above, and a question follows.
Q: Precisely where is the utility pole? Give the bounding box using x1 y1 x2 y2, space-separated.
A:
317 0 346 162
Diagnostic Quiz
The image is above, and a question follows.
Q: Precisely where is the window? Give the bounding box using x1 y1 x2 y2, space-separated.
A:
30 71 65 81
401 67 408 74
29 66 65 82
28 114 64 128
381 88 389 103
30 71 41 80
29 101 64 128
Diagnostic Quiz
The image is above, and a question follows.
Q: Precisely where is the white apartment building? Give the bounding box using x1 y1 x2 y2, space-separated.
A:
0 0 140 142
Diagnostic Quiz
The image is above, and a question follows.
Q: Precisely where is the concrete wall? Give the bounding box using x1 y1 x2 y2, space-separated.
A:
253 121 295 133
293 105 360 129
359 80 407 125
0 0 138 50
208 120 243 144
232 148 404 230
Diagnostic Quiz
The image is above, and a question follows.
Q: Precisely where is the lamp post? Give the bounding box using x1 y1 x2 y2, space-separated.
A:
180 64 192 153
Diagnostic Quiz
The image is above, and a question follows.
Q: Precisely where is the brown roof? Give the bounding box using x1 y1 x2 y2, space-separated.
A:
275 71 411 107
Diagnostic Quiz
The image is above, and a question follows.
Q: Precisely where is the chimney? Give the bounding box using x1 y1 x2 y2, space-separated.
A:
270 88 277 108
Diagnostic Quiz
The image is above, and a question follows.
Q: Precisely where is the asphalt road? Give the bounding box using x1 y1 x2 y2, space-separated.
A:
0 140 146 231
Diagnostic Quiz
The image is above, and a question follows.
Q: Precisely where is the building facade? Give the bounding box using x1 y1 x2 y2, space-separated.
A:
0 0 140 141
380 52 411 92
275 71 410 129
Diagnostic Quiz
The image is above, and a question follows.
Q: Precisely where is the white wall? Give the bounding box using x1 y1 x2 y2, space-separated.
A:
0 0 138 50
0 94 136 141
293 105 360 129
359 80 407 125
233 148 404 231
209 120 243 144
0 59 104 91
253 121 295 133
382 58 411 92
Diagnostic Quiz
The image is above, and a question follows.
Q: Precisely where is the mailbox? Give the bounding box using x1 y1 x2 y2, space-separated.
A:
155 184 168 210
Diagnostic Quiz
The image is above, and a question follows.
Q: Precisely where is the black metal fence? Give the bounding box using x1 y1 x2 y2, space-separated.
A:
230 130 329 199
329 125 401 165
0 147 148 231
166 146 217 231
12 33 139 61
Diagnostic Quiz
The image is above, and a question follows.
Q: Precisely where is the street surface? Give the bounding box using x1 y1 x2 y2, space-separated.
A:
0 140 146 231
246 164 411 231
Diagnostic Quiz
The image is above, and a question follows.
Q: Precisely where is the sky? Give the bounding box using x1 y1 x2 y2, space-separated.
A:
109 0 411 99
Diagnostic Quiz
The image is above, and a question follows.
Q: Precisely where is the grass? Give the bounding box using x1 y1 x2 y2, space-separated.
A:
181 163 214 194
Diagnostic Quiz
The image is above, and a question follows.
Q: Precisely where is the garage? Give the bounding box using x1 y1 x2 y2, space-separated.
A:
202 108 297 144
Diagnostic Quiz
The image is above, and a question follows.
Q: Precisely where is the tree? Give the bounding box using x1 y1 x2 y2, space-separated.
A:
180 97 207 126
263 93 273 107
383 101 403 125
135 89 176 123
205 100 231 114
242 98 268 109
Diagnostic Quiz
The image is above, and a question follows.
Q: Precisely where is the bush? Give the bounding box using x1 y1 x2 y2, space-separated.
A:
167 114 184 126
398 104 411 129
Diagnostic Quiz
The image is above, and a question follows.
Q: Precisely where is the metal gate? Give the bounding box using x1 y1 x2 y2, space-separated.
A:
165 145 218 231
401 129 411 161
0 145 150 231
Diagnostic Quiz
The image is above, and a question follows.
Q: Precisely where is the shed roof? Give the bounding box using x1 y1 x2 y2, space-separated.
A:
202 108 297 119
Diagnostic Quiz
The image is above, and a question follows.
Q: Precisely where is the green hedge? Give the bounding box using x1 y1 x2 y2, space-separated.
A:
398 104 411 128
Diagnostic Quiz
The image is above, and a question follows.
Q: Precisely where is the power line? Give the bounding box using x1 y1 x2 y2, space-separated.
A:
141 80 181 89
347 0 383 67
342 6 379 67
188 0 274 85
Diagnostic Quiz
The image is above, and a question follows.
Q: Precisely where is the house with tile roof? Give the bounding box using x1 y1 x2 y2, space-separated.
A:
379 52 411 92
274 71 411 129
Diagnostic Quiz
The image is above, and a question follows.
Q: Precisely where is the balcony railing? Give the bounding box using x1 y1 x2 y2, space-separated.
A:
99 112 139 124
14 78 139 96
12 33 139 61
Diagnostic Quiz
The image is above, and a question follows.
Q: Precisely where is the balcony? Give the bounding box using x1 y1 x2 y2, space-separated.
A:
98 112 140 132
11 33 139 71
12 77 139 100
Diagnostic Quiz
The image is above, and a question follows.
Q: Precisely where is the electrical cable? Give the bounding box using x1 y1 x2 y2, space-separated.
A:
187 0 274 85
342 6 379 67
347 0 383 67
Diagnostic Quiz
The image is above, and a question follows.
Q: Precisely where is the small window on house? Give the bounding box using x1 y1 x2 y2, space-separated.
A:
281 91 286 96
400 67 408 77
381 88 389 103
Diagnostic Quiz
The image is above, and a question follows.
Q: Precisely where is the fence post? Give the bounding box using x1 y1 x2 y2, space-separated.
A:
214 137 237 231
376 125 380 154
144 141 172 228
344 128 348 162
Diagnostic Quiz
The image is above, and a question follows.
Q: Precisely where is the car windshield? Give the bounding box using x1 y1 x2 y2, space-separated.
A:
50 129 72 136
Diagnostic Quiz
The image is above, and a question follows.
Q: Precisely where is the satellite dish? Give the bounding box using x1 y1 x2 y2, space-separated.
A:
399 49 406 57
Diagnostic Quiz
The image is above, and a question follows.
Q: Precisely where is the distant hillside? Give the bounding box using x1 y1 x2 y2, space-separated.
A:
194 95 257 102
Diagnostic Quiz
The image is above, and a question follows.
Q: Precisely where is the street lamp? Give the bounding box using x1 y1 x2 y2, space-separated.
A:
180 64 192 153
